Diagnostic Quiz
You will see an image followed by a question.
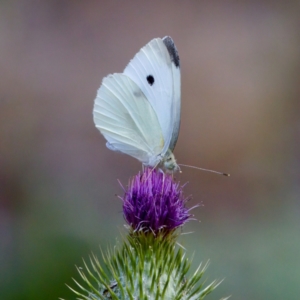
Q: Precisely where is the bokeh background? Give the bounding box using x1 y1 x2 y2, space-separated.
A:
1 1 300 299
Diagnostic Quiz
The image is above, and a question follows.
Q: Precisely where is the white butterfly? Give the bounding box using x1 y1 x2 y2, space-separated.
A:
93 36 181 172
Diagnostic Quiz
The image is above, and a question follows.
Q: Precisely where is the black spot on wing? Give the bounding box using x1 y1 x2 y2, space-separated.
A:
162 36 180 68
147 75 155 86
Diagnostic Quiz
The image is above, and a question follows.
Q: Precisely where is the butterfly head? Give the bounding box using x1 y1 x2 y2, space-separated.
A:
161 149 180 173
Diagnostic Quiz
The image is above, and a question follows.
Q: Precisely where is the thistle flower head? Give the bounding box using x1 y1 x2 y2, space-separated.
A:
122 168 193 235
69 168 224 300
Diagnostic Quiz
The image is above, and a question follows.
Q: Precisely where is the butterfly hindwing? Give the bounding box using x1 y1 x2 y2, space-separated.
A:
93 73 164 166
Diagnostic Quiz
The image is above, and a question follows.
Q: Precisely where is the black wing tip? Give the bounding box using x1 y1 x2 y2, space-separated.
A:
162 36 180 68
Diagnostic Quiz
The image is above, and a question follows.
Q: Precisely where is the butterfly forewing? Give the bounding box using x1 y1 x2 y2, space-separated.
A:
162 36 181 151
124 37 180 155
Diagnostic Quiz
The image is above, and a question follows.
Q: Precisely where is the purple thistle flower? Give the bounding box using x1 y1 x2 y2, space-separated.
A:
121 168 194 235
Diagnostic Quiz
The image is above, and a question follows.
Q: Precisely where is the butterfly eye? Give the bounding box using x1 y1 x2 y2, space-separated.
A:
146 75 154 86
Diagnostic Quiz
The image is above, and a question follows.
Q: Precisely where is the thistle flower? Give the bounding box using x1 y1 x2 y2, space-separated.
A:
122 168 194 235
66 169 226 300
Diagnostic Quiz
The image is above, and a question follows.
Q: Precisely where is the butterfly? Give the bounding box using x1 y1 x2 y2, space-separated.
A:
93 36 181 173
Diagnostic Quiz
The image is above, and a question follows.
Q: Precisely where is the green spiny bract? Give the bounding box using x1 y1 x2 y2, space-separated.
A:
68 232 221 300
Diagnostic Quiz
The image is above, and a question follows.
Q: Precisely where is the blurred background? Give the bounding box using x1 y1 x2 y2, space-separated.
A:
1 1 300 299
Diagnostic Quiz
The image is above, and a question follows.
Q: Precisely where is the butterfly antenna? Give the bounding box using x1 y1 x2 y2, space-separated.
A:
178 164 230 177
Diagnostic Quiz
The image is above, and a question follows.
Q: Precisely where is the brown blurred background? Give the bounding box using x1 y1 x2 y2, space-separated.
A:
1 1 300 299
